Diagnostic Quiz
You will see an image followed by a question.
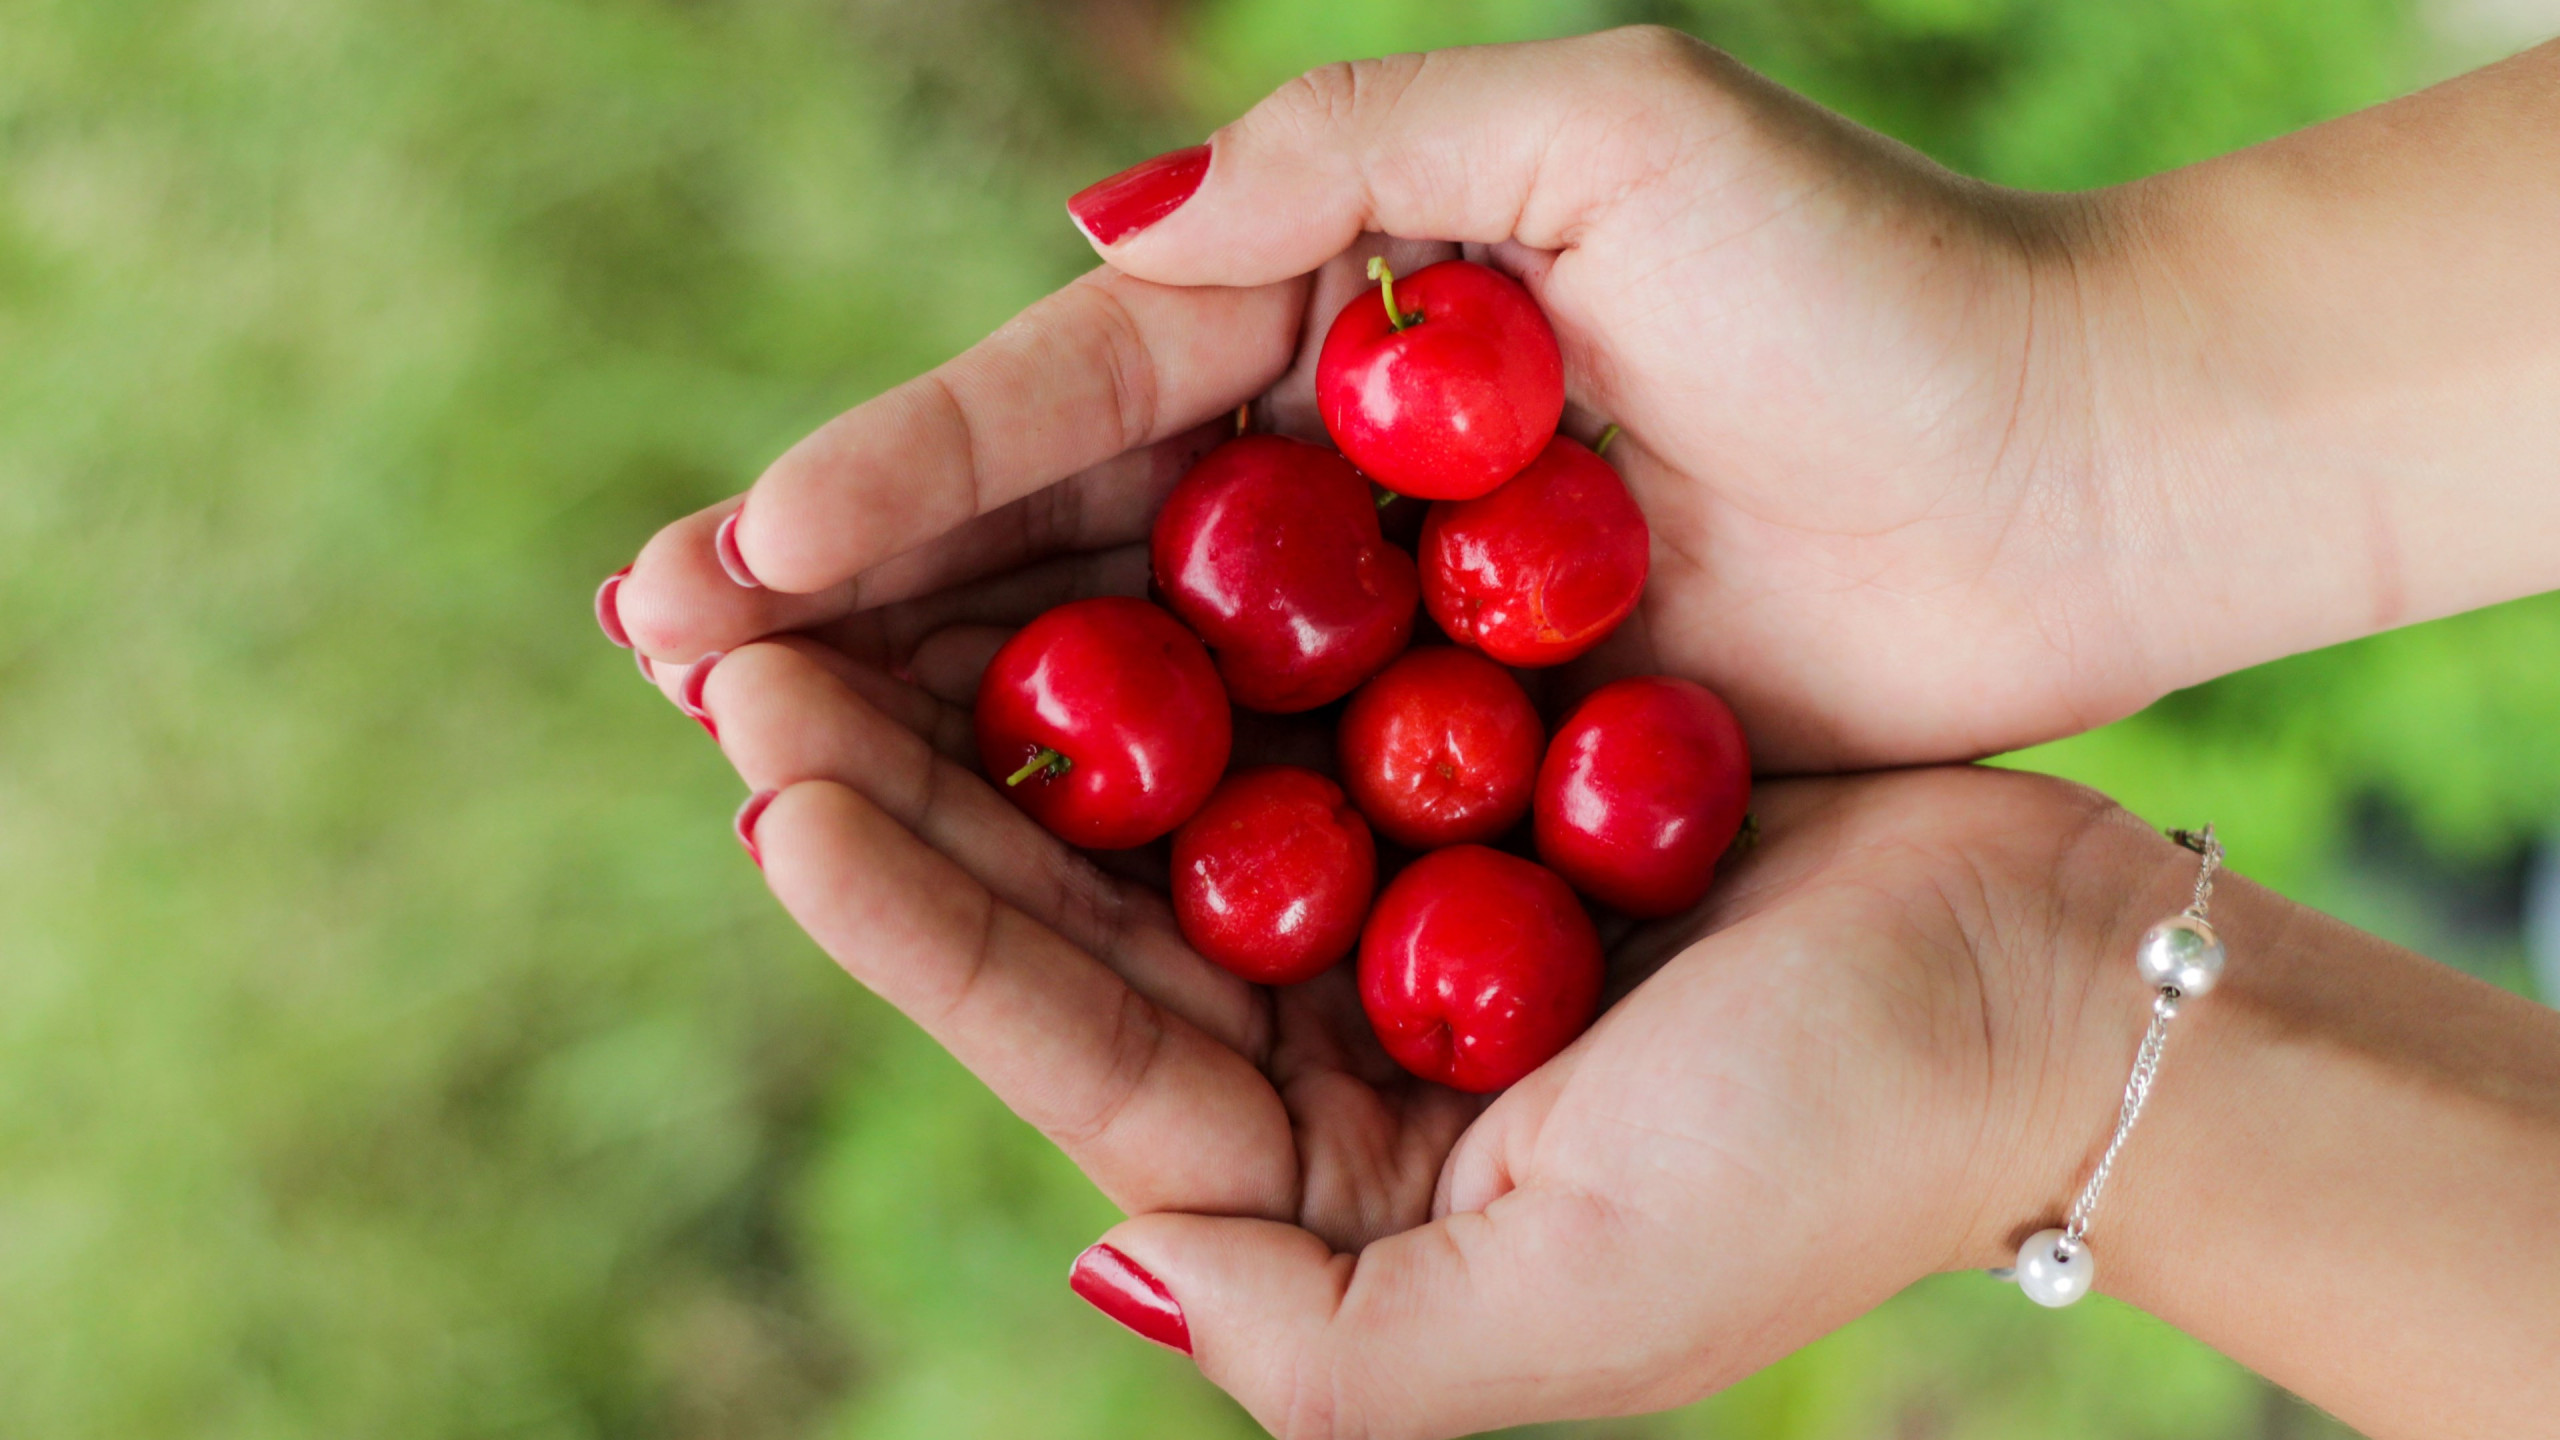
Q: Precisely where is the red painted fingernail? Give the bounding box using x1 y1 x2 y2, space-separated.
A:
734 789 777 868
715 510 762 590
1068 145 1209 247
1069 1243 1191 1355
595 566 633 648
636 650 655 683
679 651 724 739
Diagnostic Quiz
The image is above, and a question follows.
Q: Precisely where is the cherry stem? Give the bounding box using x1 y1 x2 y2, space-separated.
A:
1375 487 1401 510
1234 401 1250 436
1006 747 1071 787
1368 256 1416 332
1594 423 1622 458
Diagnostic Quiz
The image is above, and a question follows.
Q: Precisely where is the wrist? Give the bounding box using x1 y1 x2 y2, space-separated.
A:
1949 799 2560 1436
1945 802 2224 1272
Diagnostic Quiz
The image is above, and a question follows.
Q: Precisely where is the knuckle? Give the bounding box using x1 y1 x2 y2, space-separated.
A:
1266 60 1362 136
1262 53 1427 141
1070 280 1160 450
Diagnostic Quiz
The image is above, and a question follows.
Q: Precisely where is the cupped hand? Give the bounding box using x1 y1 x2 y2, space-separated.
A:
681 625 2199 1436
612 26 2168 773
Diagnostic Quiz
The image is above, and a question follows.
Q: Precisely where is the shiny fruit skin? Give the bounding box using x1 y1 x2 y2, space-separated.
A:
1534 676 1750 917
1357 846 1603 1093
975 597 1232 850
1316 260 1565 501
1171 766 1377 985
1337 647 1542 849
1421 436 1650 668
1151 435 1421 713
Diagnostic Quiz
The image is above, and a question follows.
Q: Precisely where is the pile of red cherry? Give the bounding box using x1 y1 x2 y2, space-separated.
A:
977 258 1751 1094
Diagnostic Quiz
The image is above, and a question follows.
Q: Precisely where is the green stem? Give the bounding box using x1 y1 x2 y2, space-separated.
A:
1367 256 1416 332
1593 423 1622 458
1375 487 1401 510
1005 747 1070 787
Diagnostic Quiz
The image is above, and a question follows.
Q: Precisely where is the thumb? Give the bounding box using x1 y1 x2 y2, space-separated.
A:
1070 28 1723 287
1067 1193 1675 1439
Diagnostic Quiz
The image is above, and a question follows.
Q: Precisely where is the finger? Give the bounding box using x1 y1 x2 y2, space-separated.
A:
711 642 1269 1060
1081 29 1721 286
615 425 1221 665
902 625 1012 709
731 269 1310 594
809 543 1148 671
619 498 848 664
1083 1191 1683 1437
756 780 1295 1218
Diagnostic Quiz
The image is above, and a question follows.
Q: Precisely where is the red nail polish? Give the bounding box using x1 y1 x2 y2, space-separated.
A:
680 651 724 738
1068 145 1210 247
595 566 633 648
715 510 761 590
636 650 655 683
734 789 777 868
1069 1243 1191 1354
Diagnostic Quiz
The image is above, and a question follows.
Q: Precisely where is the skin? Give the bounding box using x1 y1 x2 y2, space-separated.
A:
614 26 2560 1440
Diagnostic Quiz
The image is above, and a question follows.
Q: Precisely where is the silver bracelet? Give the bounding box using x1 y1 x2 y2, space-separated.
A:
1993 825 2227 1308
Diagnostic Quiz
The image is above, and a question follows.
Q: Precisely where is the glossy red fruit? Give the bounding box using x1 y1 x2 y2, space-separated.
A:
1171 766 1377 985
1151 435 1419 712
1535 677 1751 917
975 597 1232 850
1421 436 1650 668
1358 846 1603 1093
1316 259 1565 501
1337 647 1542 849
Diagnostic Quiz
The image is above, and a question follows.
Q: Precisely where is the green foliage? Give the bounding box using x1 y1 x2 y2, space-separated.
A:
0 0 2510 1435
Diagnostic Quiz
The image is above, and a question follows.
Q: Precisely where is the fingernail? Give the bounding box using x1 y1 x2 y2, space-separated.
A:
595 566 633 648
715 510 762 590
679 651 724 739
636 650 655 683
1069 1243 1191 1355
1068 144 1210 247
734 789 777 868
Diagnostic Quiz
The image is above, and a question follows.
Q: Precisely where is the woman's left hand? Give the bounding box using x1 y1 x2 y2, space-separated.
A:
676 611 2187 1437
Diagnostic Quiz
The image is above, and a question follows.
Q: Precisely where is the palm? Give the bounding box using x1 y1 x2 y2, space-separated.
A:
701 621 2120 1426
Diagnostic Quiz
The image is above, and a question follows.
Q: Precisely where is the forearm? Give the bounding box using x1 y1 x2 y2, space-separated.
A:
2076 847 2560 1437
2085 38 2560 690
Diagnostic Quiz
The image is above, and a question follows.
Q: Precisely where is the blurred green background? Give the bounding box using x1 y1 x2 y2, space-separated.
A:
6 0 2556 1435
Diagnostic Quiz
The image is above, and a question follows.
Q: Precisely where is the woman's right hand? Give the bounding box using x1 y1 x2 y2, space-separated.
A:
613 26 2190 771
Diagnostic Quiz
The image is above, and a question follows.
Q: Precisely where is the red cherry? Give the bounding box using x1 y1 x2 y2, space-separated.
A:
1357 846 1603 1093
1337 647 1542 849
1151 435 1419 712
1316 259 1565 501
1534 677 1751 917
975 597 1232 850
1171 766 1377 985
1420 436 1650 668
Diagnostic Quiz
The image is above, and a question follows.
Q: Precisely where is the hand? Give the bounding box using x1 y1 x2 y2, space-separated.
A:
681 624 2188 1437
611 27 2168 771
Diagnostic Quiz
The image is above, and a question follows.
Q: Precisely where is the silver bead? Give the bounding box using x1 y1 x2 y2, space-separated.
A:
2136 914 2224 998
2015 1228 2096 1308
